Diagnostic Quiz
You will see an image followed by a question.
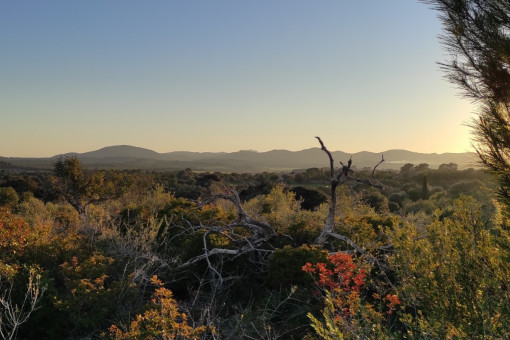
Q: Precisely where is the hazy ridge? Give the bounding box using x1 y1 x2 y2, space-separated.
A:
0 145 478 172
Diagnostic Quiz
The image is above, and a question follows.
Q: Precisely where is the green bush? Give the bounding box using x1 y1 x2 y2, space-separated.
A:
266 245 328 288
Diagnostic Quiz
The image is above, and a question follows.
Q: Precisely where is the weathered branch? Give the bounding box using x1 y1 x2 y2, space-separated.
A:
314 137 354 245
315 136 335 178
177 188 276 272
313 137 384 249
199 188 275 239
177 245 272 270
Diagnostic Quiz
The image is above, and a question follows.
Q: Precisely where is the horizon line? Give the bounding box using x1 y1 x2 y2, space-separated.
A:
1 144 475 159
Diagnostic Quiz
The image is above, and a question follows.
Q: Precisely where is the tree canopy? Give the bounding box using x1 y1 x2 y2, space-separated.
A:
423 0 510 207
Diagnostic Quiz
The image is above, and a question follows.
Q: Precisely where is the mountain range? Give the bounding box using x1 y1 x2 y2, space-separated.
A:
0 145 478 172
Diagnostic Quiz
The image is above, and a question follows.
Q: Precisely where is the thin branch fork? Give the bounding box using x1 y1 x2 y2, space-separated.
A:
0 270 45 340
313 137 392 280
314 137 355 245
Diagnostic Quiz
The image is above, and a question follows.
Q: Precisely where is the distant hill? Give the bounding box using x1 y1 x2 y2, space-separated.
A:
0 145 478 172
80 145 163 159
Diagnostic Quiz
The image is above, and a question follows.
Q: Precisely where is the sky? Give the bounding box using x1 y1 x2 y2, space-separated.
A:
0 1 476 157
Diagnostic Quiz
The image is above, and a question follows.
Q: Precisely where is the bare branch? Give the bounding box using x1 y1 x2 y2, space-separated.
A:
350 177 384 189
199 188 275 239
315 136 335 178
0 269 46 340
372 154 384 177
176 187 277 273
314 137 385 256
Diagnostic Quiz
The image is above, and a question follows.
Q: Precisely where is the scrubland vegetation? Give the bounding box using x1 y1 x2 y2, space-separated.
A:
0 151 508 339
3 1 510 338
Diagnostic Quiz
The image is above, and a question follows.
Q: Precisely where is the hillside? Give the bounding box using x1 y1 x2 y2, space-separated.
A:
0 145 478 172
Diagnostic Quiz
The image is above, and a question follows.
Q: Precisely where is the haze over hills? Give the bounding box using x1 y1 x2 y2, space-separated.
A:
0 145 478 172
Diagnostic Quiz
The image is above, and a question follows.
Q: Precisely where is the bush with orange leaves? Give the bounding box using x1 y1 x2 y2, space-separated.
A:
303 252 399 340
0 207 84 277
107 275 212 340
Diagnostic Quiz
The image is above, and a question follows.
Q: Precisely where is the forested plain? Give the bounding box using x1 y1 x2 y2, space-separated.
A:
1 150 508 339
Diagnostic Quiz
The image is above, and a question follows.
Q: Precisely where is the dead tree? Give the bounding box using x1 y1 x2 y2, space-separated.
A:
177 187 276 286
178 138 385 279
314 137 384 257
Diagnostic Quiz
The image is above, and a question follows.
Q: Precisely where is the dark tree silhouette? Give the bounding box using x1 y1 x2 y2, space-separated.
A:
290 186 327 211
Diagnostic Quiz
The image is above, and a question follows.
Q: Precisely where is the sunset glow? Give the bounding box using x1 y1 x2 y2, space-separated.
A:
0 1 475 157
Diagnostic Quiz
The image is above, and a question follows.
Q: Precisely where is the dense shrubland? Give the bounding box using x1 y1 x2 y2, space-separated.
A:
0 153 508 339
3 0 510 337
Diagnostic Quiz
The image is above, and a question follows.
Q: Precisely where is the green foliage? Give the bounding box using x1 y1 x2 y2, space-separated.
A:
107 276 209 340
360 189 389 214
0 187 19 208
404 199 437 215
388 192 405 207
0 164 507 339
291 186 328 211
230 286 318 340
155 196 233 255
54 156 84 184
391 196 510 338
244 184 326 244
266 245 328 288
422 0 510 210
406 187 422 202
303 252 399 339
0 208 89 339
54 156 154 214
56 254 117 332
388 202 400 213
438 163 457 172
421 176 429 200
448 179 484 198
308 295 346 340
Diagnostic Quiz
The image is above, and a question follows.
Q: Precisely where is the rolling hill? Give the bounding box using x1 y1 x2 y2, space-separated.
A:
0 145 478 172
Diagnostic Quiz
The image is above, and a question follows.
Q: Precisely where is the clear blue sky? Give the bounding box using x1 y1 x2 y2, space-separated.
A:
0 1 475 157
